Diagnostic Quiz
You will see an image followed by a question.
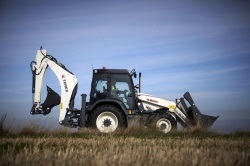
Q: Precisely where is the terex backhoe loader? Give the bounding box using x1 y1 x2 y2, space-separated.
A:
30 47 218 133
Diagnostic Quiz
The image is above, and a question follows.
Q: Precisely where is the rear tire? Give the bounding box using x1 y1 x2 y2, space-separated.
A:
90 105 125 133
154 115 177 133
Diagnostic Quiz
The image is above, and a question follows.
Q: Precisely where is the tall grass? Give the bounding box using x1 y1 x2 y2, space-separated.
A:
0 113 7 135
1 131 249 165
0 116 249 165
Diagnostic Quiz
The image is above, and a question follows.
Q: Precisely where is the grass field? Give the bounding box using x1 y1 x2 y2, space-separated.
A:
0 115 249 166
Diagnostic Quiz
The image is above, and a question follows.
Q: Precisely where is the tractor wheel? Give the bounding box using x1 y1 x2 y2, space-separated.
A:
154 115 177 133
90 105 125 133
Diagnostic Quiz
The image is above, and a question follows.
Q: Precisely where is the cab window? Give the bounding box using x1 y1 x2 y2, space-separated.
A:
110 74 134 109
90 74 108 103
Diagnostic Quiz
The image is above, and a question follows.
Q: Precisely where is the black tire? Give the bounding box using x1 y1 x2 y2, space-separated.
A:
153 114 177 133
89 105 126 133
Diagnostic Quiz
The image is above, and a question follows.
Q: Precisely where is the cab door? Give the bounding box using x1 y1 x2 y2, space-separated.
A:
89 73 108 104
109 74 135 110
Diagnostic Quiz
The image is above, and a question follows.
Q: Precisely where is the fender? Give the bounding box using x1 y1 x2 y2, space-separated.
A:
88 98 129 116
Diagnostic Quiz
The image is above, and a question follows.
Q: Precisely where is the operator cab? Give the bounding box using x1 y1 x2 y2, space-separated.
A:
89 69 136 110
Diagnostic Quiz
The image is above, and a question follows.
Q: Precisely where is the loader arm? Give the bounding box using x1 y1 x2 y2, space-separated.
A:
30 47 78 124
137 92 218 129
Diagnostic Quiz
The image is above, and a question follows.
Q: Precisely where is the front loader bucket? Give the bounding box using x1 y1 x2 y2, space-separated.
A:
199 114 219 128
183 92 219 128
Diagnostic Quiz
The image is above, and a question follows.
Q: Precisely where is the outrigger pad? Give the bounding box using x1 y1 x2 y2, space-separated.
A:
40 86 61 109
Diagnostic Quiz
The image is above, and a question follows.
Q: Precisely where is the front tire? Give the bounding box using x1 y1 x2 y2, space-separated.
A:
90 105 125 133
154 115 177 133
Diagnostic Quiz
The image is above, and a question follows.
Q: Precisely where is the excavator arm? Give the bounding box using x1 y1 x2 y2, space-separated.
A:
30 47 78 126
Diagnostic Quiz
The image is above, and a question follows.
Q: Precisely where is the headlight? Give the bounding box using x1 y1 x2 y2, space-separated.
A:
168 105 175 110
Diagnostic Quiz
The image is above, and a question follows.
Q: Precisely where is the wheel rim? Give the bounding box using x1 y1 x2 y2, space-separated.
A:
96 112 118 133
156 118 172 133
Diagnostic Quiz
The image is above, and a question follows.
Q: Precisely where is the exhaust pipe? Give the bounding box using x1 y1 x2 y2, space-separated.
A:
139 72 141 93
183 92 219 128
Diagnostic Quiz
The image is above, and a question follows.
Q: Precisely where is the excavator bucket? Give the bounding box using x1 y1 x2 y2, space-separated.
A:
182 92 219 128
31 86 60 115
40 86 61 110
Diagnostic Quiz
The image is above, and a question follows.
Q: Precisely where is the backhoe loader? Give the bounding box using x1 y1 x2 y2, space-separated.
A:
30 47 218 133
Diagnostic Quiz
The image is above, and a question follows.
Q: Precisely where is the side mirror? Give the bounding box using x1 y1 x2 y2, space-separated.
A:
134 84 139 89
130 69 137 78
133 72 137 78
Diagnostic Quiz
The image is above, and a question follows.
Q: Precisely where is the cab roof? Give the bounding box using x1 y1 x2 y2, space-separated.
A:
93 69 130 74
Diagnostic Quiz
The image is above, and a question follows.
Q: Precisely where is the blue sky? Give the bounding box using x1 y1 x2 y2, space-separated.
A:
0 0 249 132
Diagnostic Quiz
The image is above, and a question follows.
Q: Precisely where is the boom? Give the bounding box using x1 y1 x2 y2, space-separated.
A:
30 47 78 125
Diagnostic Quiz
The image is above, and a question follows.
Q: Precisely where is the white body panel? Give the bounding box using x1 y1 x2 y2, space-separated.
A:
137 93 192 126
137 93 176 111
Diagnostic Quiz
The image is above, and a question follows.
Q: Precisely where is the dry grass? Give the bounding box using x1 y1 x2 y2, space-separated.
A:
0 114 249 166
1 132 249 166
0 113 7 135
